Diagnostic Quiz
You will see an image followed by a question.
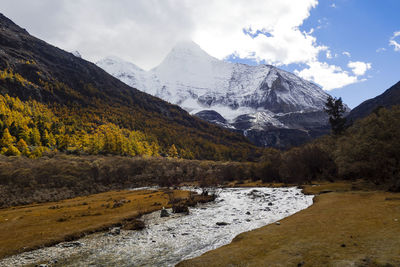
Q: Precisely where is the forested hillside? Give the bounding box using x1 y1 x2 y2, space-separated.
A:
258 105 400 190
0 13 257 160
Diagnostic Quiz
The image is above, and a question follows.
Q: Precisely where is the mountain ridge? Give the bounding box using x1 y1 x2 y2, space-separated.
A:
346 81 400 123
97 41 339 148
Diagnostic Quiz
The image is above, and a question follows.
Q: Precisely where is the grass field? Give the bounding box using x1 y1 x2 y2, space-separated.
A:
178 182 400 267
0 188 196 259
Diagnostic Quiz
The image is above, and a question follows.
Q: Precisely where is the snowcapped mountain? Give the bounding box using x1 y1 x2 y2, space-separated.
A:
97 41 341 148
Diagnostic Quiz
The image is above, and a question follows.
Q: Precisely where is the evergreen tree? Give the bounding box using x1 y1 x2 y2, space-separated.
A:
324 96 347 135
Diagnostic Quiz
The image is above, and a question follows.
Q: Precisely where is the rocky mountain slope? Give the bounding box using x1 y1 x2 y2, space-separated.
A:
0 13 255 160
98 41 338 148
346 81 400 123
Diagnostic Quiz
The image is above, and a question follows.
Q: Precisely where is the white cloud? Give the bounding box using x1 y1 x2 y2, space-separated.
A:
189 0 323 66
376 47 386 53
330 3 336 8
0 0 323 69
295 62 360 90
1 0 370 91
342 51 351 57
389 31 400 51
347 61 372 76
326 50 333 59
295 60 372 90
316 17 329 30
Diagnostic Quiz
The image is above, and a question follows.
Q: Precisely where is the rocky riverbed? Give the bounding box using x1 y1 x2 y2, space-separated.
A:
0 187 313 267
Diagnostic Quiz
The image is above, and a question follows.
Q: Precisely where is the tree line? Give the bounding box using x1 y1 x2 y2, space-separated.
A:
256 102 400 191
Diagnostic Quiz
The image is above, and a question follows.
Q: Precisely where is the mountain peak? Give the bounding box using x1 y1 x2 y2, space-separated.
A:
171 40 203 52
158 41 218 67
96 39 335 148
97 56 145 75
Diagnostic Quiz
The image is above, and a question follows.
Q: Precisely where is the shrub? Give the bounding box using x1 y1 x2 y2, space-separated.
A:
280 145 336 183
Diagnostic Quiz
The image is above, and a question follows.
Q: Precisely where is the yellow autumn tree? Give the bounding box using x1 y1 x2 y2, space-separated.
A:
30 127 41 146
16 138 28 151
19 125 30 142
0 128 15 147
48 133 57 148
4 145 21 156
168 144 178 158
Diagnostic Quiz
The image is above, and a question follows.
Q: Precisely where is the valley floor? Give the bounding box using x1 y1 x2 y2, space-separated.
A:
178 182 400 267
0 188 203 259
1 181 399 266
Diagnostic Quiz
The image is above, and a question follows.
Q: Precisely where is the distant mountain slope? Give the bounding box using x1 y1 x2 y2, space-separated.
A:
0 13 256 160
98 41 340 149
346 81 400 123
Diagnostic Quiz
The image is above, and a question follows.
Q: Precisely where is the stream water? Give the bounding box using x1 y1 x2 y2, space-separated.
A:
0 187 313 267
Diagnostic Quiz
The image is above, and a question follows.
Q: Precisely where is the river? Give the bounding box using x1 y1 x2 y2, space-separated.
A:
0 187 313 267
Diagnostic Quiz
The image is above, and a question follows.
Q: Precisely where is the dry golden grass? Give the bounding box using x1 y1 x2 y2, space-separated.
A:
0 188 192 259
301 180 354 195
178 182 400 267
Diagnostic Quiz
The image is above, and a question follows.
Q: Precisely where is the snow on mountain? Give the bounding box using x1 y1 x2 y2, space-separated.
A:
71 50 82 58
96 41 336 147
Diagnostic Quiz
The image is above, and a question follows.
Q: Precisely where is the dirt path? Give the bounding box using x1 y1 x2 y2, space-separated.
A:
178 183 400 267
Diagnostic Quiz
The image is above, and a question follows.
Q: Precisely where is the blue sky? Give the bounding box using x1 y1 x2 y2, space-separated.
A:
227 0 400 108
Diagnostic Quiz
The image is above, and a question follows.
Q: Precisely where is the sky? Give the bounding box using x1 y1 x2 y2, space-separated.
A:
1 0 399 108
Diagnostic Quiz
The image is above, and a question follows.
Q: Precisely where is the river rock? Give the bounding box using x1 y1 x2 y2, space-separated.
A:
59 241 83 248
123 219 145 230
172 204 189 214
109 227 121 235
160 208 169 217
